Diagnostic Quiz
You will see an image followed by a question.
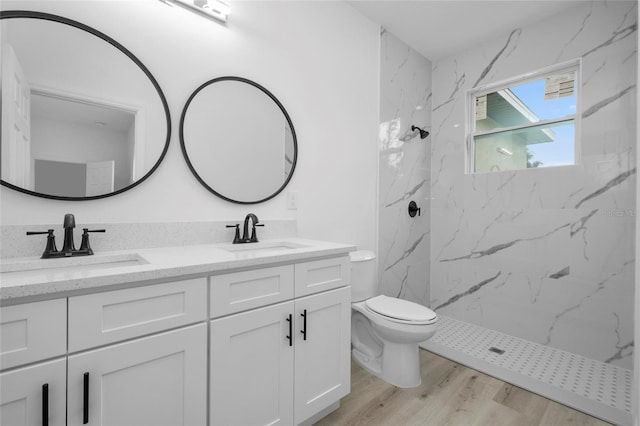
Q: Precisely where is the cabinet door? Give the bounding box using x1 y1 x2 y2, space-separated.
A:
68 324 207 426
211 301 294 426
0 358 66 426
294 286 351 425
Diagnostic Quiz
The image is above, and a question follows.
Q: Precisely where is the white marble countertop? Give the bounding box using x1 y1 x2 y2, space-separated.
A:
0 238 356 304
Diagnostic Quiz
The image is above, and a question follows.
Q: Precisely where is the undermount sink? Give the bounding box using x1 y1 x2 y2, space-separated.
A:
222 241 309 256
1 253 149 278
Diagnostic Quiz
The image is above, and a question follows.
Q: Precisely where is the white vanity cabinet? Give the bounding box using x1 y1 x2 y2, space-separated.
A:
210 256 351 426
67 279 208 426
0 242 355 426
1 278 208 426
1 359 67 426
67 324 207 426
293 287 351 424
211 300 295 425
0 299 67 426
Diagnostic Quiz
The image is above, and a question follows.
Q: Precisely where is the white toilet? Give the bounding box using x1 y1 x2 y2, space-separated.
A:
350 250 438 388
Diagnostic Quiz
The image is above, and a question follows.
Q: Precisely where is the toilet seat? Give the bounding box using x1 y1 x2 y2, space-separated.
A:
365 295 437 325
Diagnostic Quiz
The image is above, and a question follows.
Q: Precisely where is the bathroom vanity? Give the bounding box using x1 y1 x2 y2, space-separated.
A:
0 239 353 426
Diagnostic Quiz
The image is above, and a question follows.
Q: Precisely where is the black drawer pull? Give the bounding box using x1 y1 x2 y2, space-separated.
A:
42 383 48 426
300 309 307 341
83 372 89 424
286 314 292 346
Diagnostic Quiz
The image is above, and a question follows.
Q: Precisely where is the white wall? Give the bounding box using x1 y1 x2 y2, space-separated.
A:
0 0 380 252
31 116 131 191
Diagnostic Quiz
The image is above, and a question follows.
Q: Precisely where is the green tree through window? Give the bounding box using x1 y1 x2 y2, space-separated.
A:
527 149 543 168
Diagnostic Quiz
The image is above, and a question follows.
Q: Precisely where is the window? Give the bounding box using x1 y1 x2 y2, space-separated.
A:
469 61 580 173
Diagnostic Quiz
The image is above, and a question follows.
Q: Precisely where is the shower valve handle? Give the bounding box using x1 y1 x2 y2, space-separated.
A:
408 201 421 217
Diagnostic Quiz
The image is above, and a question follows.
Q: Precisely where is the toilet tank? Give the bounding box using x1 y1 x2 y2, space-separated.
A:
349 250 377 302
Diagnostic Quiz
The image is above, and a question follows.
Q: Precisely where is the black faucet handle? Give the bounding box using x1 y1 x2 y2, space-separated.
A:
79 228 104 254
27 229 58 258
26 230 53 236
249 223 265 243
226 224 241 244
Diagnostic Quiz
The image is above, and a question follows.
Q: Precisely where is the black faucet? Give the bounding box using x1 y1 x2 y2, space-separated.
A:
226 214 265 244
242 213 259 243
242 213 265 243
62 213 77 254
27 214 105 258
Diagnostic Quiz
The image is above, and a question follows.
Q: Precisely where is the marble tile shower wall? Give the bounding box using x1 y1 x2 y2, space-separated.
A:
378 30 432 305
430 1 637 369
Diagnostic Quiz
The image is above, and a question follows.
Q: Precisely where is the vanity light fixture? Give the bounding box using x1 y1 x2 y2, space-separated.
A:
173 0 231 22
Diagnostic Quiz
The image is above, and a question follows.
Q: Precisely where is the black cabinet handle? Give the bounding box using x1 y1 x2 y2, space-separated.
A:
83 372 89 424
286 314 292 346
300 309 307 341
42 383 48 426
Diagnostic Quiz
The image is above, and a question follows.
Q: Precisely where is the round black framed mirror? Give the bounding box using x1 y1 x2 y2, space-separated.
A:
180 76 297 204
0 11 171 200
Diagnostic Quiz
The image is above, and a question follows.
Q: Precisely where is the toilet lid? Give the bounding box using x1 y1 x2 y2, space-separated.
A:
365 295 437 324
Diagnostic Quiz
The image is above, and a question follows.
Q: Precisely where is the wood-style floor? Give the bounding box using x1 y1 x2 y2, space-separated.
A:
316 349 612 426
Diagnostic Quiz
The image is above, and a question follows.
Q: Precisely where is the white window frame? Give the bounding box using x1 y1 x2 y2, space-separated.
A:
466 59 582 174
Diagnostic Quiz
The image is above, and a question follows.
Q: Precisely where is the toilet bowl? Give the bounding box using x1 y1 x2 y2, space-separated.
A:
349 251 438 388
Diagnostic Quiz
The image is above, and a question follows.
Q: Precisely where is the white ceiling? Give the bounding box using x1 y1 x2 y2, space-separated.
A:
347 0 592 61
32 94 135 133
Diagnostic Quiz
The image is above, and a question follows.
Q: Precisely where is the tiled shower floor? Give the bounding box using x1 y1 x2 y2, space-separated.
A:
420 315 633 425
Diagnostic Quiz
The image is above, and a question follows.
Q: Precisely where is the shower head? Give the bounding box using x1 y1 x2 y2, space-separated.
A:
411 125 430 140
